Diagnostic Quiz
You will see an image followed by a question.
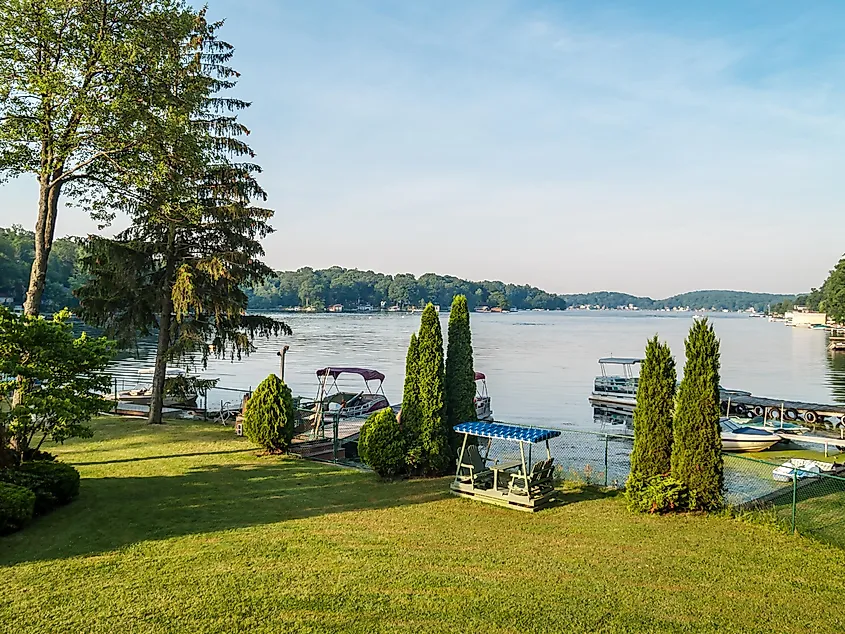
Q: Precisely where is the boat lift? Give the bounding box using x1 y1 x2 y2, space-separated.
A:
451 421 561 512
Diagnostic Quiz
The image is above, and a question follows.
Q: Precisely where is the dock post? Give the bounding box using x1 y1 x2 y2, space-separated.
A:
604 435 609 487
791 471 798 535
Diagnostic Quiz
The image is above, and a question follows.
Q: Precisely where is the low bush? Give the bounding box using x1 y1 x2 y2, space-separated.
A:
626 474 690 514
0 461 80 515
0 481 36 534
242 374 296 453
359 408 407 478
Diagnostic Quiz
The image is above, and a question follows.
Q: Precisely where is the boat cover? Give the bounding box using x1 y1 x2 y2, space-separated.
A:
474 372 486 380
454 421 561 443
316 367 385 382
598 357 643 365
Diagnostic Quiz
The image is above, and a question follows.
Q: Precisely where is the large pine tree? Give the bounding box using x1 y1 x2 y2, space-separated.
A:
415 303 451 475
671 318 723 510
445 295 476 436
76 14 289 423
627 336 675 490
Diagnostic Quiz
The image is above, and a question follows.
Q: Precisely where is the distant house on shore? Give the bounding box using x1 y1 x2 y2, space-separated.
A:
789 310 826 327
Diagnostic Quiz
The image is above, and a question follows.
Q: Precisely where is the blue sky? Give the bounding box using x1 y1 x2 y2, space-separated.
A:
2 0 844 297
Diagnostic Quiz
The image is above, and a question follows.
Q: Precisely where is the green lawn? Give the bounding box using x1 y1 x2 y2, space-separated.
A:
3 418 845 633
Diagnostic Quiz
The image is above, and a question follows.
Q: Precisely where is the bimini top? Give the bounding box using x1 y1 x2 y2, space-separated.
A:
454 421 561 443
474 371 486 381
316 367 385 382
598 357 643 365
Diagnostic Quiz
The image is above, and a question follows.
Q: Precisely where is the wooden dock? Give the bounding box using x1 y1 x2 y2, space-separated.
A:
724 394 845 430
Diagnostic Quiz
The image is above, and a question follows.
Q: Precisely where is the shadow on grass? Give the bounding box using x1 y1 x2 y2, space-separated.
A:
0 459 450 567
557 483 621 504
72 448 257 466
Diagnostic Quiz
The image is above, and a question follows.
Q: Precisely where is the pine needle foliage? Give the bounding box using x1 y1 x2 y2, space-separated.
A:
445 295 476 437
628 337 676 480
671 318 723 510
414 303 451 476
241 374 295 453
400 333 423 471
75 13 289 423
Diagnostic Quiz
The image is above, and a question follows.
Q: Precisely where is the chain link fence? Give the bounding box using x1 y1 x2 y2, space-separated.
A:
480 429 634 489
724 454 845 549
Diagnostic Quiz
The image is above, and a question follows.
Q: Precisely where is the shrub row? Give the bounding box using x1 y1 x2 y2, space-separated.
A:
0 460 80 534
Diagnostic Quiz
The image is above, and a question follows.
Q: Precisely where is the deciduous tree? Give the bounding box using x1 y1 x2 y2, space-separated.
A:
0 0 199 316
0 307 114 463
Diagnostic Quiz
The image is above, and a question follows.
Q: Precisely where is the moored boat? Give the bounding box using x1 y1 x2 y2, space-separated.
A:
474 371 494 421
107 368 201 407
719 418 781 452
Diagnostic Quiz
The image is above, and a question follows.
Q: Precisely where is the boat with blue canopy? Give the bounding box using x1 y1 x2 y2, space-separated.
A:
451 421 561 512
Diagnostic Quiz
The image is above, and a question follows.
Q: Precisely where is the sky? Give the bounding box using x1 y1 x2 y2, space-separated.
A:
2 0 844 298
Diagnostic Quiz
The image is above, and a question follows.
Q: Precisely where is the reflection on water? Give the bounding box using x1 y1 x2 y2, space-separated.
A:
826 351 845 404
96 311 845 431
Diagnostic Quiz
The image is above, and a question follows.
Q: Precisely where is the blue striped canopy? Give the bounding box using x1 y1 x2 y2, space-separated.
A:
453 421 561 443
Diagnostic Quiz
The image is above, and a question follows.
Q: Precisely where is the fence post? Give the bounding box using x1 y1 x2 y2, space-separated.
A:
333 413 339 463
604 435 609 487
791 470 798 535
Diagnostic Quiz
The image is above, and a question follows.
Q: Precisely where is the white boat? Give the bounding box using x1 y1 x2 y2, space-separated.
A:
719 418 781 452
474 371 494 421
588 357 640 410
772 458 835 482
108 368 199 407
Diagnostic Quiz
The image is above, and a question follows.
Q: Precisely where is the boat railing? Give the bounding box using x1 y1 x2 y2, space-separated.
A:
593 376 638 394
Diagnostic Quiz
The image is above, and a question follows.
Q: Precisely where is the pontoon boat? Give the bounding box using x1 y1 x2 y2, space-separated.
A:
474 371 494 421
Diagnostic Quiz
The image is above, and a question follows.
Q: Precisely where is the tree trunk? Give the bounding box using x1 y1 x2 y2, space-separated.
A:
147 301 173 424
24 174 62 316
148 224 178 424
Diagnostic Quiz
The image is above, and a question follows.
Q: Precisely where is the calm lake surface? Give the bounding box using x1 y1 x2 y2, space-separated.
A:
110 310 845 432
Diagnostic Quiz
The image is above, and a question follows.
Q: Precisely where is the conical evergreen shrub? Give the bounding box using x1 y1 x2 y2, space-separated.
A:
401 332 424 470
445 295 476 439
242 373 295 453
671 318 723 510
359 408 406 478
626 336 676 510
415 303 451 475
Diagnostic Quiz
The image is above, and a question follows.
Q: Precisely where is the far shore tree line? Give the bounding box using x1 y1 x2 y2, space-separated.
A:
0 233 806 315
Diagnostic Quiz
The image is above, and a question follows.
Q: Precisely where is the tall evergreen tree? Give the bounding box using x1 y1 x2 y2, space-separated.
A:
415 303 451 475
671 318 723 510
400 333 424 470
626 336 675 493
76 13 289 424
445 295 476 437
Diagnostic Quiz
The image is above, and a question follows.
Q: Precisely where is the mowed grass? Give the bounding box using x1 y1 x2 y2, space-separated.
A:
3 419 845 633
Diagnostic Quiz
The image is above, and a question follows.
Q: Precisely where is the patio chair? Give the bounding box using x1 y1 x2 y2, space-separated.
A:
509 457 556 497
456 444 493 488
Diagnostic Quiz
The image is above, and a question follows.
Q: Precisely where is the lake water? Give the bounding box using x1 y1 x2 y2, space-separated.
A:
109 310 845 432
